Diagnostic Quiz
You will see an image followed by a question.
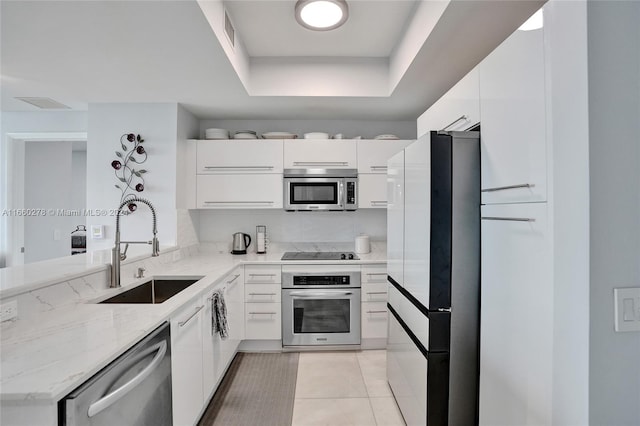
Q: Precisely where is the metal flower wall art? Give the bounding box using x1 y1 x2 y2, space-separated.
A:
112 133 148 212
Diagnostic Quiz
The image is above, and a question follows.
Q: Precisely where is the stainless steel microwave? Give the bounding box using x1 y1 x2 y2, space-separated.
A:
283 169 358 211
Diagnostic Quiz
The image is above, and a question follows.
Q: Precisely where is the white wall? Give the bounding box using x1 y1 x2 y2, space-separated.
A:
176 104 200 247
199 119 416 141
23 141 74 263
588 1 640 424
0 111 88 267
199 209 386 247
71 149 87 212
86 104 178 251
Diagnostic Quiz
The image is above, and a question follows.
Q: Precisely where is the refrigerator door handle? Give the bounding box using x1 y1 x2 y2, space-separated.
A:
437 307 452 312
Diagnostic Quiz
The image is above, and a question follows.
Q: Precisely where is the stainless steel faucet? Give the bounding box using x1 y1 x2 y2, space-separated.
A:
110 197 159 288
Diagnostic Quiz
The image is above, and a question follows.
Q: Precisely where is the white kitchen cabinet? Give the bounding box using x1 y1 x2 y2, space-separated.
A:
196 174 282 209
196 140 283 174
244 264 282 284
284 140 357 169
202 268 244 402
417 66 480 137
479 27 547 204
361 264 388 342
386 149 405 287
245 303 282 340
479 203 552 426
171 297 205 426
359 174 388 209
357 140 413 174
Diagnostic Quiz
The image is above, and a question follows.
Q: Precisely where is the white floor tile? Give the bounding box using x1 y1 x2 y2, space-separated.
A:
357 350 393 397
369 397 406 426
296 352 368 398
292 398 377 426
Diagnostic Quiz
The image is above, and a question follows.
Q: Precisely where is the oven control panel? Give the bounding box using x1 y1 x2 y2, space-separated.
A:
293 275 351 286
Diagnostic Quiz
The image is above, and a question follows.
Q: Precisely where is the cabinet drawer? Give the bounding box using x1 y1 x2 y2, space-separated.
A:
361 301 388 340
362 283 388 302
245 265 282 284
196 140 283 173
245 284 281 303
245 303 281 340
197 174 283 209
362 264 387 284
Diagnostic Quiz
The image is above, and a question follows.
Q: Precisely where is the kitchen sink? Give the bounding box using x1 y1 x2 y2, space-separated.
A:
99 276 204 304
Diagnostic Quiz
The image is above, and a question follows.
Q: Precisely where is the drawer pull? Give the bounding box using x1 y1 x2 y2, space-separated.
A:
293 161 348 166
248 293 278 296
249 273 277 277
203 166 275 170
370 201 387 207
439 115 468 131
248 312 277 315
178 305 204 327
366 291 387 295
366 310 387 314
481 216 536 223
366 273 387 276
370 166 388 171
203 201 274 205
481 183 535 193
226 274 241 285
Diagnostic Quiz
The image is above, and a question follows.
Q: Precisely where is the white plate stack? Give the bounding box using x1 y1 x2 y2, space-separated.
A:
304 132 330 139
233 130 258 139
205 128 230 140
374 134 400 140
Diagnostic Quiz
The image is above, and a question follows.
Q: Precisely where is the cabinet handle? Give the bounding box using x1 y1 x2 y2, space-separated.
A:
248 312 277 315
178 305 204 327
366 273 387 276
370 166 387 171
481 183 535 193
249 273 277 277
226 274 241 285
370 201 387 207
366 310 387 314
439 115 468 131
203 166 274 170
203 201 274 205
366 291 387 295
293 161 348 166
481 216 536 223
248 293 278 296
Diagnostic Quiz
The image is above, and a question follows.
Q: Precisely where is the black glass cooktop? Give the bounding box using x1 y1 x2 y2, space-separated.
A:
281 251 359 261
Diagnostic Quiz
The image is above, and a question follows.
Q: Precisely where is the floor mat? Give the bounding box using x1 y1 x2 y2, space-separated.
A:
198 352 300 426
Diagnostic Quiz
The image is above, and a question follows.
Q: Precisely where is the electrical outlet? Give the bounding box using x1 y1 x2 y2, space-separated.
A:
614 287 640 332
0 300 18 322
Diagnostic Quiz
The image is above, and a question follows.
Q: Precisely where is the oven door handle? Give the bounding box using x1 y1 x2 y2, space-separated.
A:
288 291 353 297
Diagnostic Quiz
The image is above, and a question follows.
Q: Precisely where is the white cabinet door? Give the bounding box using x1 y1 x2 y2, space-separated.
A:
387 150 405 287
196 140 283 173
171 299 205 426
417 66 480 137
479 203 552 426
197 174 283 209
245 303 282 340
403 137 430 307
479 27 547 203
284 140 357 169
361 301 388 339
359 174 388 209
357 140 413 174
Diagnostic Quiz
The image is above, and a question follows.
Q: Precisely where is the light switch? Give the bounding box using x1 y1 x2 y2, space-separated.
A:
614 287 640 332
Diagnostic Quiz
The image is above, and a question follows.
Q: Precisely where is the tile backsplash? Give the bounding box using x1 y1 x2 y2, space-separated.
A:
198 209 386 243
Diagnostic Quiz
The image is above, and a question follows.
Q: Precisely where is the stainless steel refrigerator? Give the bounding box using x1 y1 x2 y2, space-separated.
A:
386 131 480 425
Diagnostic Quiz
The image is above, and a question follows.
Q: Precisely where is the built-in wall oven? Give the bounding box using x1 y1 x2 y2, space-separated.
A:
282 264 361 347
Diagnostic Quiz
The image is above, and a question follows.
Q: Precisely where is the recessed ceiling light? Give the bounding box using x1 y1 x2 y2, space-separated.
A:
295 0 349 31
518 9 543 31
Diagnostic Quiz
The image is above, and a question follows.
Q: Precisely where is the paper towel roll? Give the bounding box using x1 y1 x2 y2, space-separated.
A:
355 235 371 254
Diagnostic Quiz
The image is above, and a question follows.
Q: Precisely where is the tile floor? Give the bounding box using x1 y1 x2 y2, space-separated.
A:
291 350 406 426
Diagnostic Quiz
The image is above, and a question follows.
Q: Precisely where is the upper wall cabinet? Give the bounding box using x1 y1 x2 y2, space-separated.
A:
417 67 480 137
196 140 284 173
357 140 413 174
479 27 547 204
284 140 357 169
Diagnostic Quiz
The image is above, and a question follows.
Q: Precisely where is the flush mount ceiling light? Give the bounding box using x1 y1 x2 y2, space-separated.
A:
295 0 349 31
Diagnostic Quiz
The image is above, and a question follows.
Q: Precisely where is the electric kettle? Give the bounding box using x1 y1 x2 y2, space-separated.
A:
231 232 251 255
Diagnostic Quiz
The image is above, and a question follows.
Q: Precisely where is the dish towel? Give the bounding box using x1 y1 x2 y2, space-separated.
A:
211 290 229 339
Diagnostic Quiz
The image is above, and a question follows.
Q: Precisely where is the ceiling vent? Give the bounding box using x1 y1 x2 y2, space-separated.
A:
15 97 70 109
224 10 235 49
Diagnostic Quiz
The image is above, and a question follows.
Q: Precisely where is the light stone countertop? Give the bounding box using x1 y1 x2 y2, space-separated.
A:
0 242 386 404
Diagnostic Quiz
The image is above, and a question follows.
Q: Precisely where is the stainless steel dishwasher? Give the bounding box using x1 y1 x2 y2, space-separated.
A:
60 322 172 426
